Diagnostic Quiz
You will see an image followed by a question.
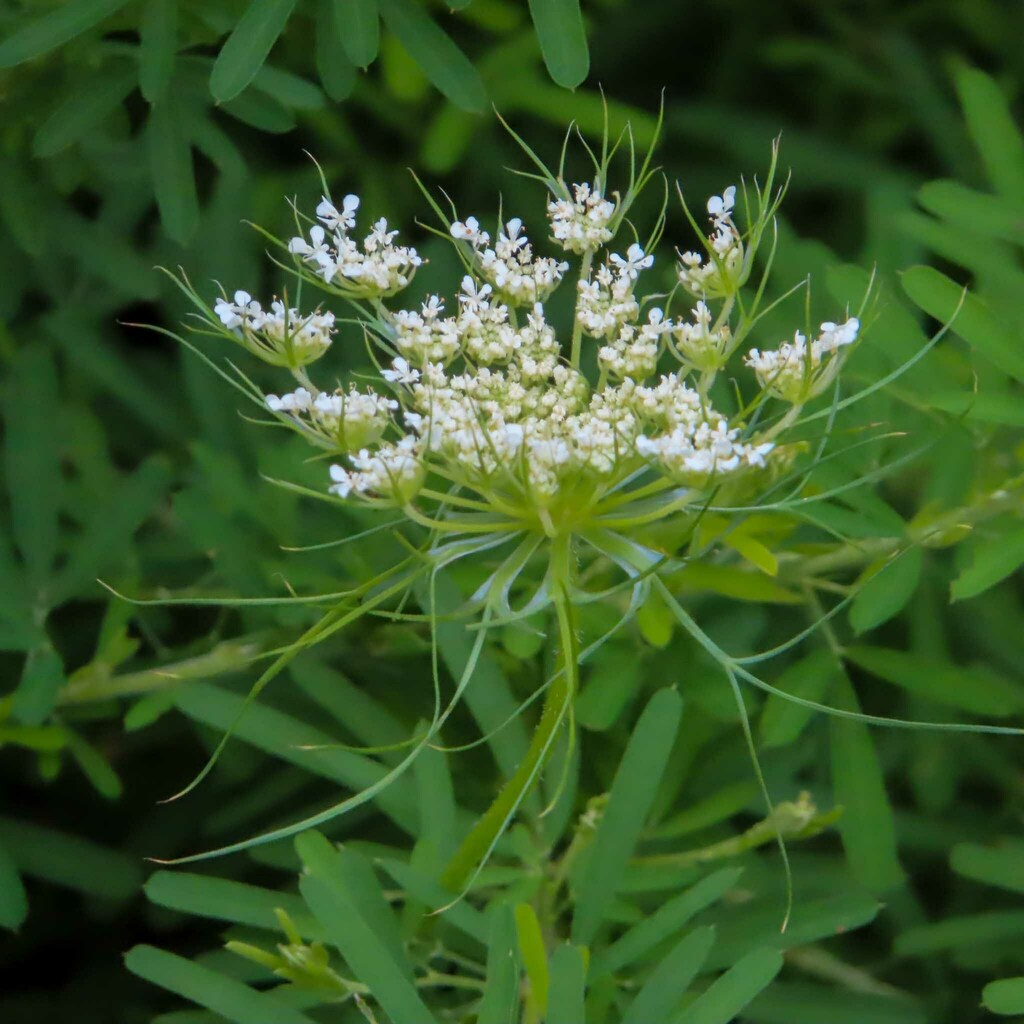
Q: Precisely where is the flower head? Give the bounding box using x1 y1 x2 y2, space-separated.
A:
195 157 852 555
548 182 617 253
745 317 860 403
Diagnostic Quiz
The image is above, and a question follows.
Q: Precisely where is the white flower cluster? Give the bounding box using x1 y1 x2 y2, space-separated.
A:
265 385 398 451
288 194 422 297
547 182 616 253
214 291 335 367
668 300 732 374
598 309 670 380
317 286 773 508
394 295 461 365
450 216 569 305
745 318 860 403
213 174 857 525
330 437 424 503
678 186 744 298
576 245 653 340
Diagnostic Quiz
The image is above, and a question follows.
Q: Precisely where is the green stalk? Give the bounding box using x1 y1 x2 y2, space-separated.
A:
59 634 278 705
441 538 578 893
569 250 594 371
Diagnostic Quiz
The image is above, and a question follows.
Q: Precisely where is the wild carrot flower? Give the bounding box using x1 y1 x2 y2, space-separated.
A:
163 125 872 883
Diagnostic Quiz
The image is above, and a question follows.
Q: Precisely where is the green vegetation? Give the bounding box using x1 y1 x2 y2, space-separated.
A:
2 2 1023 1022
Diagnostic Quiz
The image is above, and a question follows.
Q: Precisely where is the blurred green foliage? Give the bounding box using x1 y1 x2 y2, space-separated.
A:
1 1 1024 1022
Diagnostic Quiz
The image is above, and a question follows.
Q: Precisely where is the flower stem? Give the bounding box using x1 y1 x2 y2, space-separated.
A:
569 251 594 371
441 538 577 893
58 634 278 704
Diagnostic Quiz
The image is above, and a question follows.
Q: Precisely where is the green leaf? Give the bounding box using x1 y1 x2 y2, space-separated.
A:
951 841 1024 895
147 100 199 245
954 66 1024 201
124 690 177 731
528 0 589 89
125 946 316 1024
422 576 529 781
5 346 60 595
335 0 379 68
173 683 418 834
140 0 179 103
291 658 407 753
984 977 1024 1016
576 645 641 731
516 903 550 1018
146 871 319 935
592 868 742 978
252 64 325 110
671 563 802 605
830 673 904 892
379 0 487 112
546 944 586 1024
844 646 1024 717
33 66 136 157
746 981 927 1024
895 911 1024 956
673 948 784 1024
66 732 123 799
0 0 130 68
479 904 519 1024
917 179 1024 246
0 839 28 932
414 745 457 863
315 0 356 100
12 642 65 727
759 649 837 748
636 588 675 647
221 90 295 133
295 831 411 981
571 689 683 945
951 527 1024 602
52 456 171 604
901 265 1024 383
623 926 715 1024
850 548 923 634
925 390 1024 427
300 874 435 1024
0 815 141 901
706 891 880 968
376 856 488 944
209 0 298 102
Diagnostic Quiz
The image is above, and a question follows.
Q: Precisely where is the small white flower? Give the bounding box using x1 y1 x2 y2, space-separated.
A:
501 218 526 250
265 387 313 413
214 299 241 329
451 216 486 244
547 182 616 253
317 193 359 233
609 243 654 279
365 218 399 250
328 463 354 497
288 224 332 267
707 185 736 221
382 356 420 385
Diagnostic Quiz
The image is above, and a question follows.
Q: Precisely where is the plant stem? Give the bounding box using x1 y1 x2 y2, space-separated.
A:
569 251 594 371
58 634 278 704
440 537 577 893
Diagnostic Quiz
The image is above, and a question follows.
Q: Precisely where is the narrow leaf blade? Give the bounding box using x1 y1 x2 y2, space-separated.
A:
0 0 129 68
528 0 589 89
673 948 784 1024
379 0 487 112
571 688 683 945
140 0 178 103
209 0 298 103
125 945 315 1024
